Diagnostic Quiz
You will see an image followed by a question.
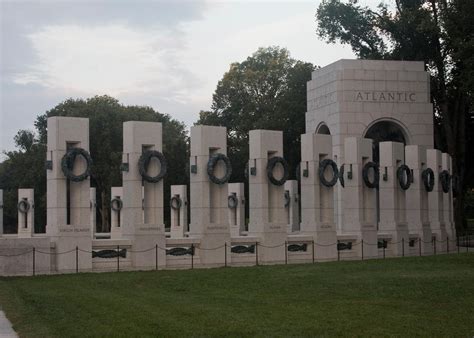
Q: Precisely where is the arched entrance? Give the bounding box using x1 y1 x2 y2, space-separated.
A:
364 120 409 227
316 123 331 135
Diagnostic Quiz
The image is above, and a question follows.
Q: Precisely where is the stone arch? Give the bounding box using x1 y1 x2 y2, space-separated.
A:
315 122 331 135
363 118 410 163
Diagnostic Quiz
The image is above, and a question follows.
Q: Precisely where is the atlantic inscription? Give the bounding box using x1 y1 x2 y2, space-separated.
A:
355 91 416 102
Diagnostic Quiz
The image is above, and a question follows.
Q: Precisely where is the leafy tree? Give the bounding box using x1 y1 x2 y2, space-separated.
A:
316 0 474 229
197 46 315 183
0 95 188 233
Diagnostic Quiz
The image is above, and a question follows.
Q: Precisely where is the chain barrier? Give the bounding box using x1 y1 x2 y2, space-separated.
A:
0 235 471 276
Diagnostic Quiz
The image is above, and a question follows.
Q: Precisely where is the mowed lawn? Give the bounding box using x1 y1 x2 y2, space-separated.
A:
0 254 473 337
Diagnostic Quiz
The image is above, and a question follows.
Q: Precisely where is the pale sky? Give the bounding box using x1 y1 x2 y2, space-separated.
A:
0 0 356 154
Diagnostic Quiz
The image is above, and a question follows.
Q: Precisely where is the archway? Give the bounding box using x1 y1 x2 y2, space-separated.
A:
316 123 331 135
364 120 409 227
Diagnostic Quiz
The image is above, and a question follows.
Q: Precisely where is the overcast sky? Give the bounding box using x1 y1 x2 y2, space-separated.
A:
0 0 355 154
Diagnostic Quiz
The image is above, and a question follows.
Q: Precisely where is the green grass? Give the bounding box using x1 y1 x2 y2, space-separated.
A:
1 254 473 337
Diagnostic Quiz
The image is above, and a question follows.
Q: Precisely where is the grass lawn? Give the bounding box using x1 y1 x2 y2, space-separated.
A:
0 254 473 337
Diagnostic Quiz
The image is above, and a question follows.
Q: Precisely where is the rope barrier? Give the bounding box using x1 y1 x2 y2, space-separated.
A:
0 249 32 257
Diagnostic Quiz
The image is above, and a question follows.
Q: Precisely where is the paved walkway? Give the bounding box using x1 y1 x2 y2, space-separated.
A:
0 311 17 338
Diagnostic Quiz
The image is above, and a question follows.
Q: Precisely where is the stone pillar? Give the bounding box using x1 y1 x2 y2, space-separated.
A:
17 189 34 238
248 130 287 264
228 183 245 237
405 145 432 254
122 121 166 269
110 187 123 239
284 180 299 233
46 116 92 272
170 185 188 238
341 137 378 259
300 134 337 260
189 125 230 266
442 153 455 247
0 189 3 236
427 149 447 252
379 141 409 256
90 188 96 239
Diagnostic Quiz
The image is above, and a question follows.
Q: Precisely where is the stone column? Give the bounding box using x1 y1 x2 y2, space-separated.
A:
248 130 287 264
17 189 34 238
46 116 92 272
228 183 245 237
122 121 166 269
427 149 447 252
405 145 432 254
379 141 409 257
189 125 230 266
299 134 337 260
110 187 123 239
341 137 378 259
0 189 3 236
90 188 96 239
170 185 188 238
284 180 299 233
442 153 455 247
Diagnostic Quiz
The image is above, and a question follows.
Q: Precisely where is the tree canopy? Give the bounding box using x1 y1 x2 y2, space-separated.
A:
0 95 188 233
316 0 474 229
197 46 315 183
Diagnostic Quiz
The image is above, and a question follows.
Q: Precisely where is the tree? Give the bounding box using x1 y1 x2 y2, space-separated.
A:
197 46 315 183
316 0 474 230
0 95 188 233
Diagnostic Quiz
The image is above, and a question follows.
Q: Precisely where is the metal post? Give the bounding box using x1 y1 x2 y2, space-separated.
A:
224 242 227 268
191 244 194 269
447 237 449 253
255 242 258 266
467 234 470 253
117 245 120 272
383 241 386 259
337 242 340 262
402 238 405 257
33 247 36 276
361 239 364 261
312 240 315 264
419 238 421 257
457 236 460 254
434 237 437 255
155 244 158 271
76 246 78 273
285 241 288 265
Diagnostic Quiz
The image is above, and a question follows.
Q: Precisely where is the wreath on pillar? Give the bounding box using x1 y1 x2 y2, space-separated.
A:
421 168 435 192
228 194 238 209
318 159 339 187
266 156 289 186
17 199 30 214
396 164 412 190
138 150 167 183
110 197 123 212
339 164 345 188
439 170 451 193
170 196 182 210
362 162 379 189
61 147 92 182
207 153 232 185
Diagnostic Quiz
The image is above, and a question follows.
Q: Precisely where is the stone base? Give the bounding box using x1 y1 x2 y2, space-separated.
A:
0 237 51 276
248 223 287 265
51 225 92 273
195 232 230 267
314 230 338 261
431 223 448 253
125 224 166 270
